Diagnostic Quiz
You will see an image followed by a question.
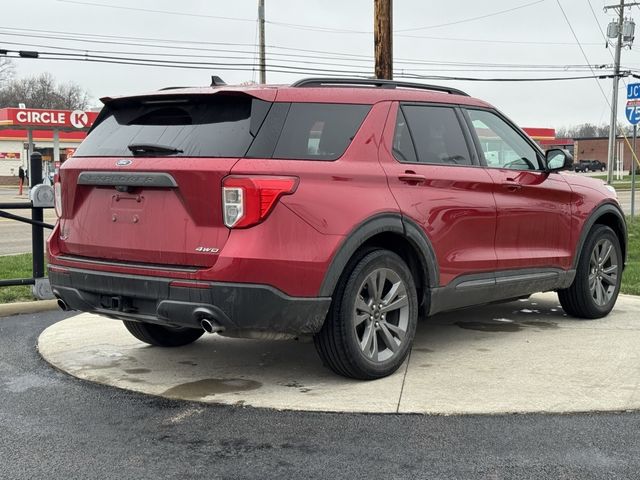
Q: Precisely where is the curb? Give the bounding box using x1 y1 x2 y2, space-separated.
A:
0 299 59 318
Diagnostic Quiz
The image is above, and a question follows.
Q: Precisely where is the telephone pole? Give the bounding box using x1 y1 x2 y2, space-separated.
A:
374 0 393 79
604 0 640 183
258 0 266 84
605 0 625 185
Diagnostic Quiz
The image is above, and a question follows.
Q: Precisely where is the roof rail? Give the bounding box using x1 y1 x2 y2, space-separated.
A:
290 77 469 96
158 86 193 91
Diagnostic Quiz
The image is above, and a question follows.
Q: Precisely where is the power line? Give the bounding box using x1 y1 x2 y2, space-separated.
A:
3 47 628 82
395 32 603 46
586 0 631 93
1 49 374 76
57 0 548 36
396 0 546 32
555 0 613 105
0 28 379 63
56 0 257 24
0 33 608 72
399 72 622 81
0 25 609 70
2 40 608 75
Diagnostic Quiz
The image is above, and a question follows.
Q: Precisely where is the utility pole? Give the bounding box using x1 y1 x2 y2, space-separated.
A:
604 0 640 183
606 0 625 185
258 0 266 84
374 0 393 79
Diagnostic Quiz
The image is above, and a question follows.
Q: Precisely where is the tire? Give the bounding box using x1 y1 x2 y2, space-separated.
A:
122 320 204 347
558 225 622 319
314 249 419 380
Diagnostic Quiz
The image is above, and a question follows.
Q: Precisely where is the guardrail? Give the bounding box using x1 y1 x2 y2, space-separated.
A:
0 152 55 299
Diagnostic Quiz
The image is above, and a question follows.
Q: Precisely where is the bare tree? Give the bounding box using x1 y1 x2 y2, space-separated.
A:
555 123 623 139
0 57 15 87
0 72 90 109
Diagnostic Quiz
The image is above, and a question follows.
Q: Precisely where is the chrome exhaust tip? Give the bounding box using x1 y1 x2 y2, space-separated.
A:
200 318 223 334
57 299 70 311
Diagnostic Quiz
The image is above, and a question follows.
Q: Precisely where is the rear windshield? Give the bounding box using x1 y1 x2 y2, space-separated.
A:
74 95 256 158
74 95 370 160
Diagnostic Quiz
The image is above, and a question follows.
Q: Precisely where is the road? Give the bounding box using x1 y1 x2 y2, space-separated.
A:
0 187 56 256
616 189 640 215
2 310 640 479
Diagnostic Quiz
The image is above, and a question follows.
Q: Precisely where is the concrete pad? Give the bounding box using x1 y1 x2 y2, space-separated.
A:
38 293 640 414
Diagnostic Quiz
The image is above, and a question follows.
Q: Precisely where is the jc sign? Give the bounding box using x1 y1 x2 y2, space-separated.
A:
626 83 640 125
628 83 640 100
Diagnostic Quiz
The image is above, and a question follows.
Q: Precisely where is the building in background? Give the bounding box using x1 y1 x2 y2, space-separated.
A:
574 136 639 171
0 107 97 185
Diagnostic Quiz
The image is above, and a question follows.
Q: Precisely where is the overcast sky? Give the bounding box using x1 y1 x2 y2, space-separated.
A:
3 0 640 129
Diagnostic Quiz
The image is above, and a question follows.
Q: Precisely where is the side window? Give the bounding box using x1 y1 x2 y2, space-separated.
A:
398 105 472 166
467 109 541 170
272 103 371 161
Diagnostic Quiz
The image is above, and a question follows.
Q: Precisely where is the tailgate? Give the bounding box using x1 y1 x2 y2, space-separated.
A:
55 91 275 268
58 157 236 267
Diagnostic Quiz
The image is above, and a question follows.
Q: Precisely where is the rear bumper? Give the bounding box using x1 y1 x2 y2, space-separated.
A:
49 266 331 335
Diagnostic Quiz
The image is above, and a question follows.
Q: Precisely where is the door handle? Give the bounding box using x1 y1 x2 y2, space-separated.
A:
502 180 522 191
398 173 427 185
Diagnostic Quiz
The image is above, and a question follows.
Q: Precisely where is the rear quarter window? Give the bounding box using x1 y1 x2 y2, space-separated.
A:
271 103 371 161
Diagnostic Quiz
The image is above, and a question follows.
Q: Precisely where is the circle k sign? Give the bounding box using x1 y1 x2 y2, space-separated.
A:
3 107 98 130
69 110 89 129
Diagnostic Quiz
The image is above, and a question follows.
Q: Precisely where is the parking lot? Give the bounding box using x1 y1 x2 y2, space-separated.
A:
3 305 640 479
2 174 640 478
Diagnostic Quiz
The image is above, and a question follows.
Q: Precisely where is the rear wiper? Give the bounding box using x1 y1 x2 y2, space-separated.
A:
127 143 184 155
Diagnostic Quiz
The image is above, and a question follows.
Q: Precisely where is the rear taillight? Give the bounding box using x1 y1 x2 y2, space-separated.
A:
53 176 62 218
222 176 298 228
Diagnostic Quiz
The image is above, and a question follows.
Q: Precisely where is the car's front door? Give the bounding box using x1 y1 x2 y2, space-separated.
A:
463 108 573 271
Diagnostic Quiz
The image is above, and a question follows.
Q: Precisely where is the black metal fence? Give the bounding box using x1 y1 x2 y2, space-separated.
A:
0 152 54 296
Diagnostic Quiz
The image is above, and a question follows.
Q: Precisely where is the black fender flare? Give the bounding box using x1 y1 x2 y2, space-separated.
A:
572 201 627 269
318 213 439 297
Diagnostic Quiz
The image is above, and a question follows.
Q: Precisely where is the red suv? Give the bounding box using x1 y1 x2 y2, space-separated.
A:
48 77 627 380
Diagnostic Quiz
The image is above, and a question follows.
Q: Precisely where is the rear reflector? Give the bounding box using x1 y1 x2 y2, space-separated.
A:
54 180 62 218
222 176 298 228
49 265 69 273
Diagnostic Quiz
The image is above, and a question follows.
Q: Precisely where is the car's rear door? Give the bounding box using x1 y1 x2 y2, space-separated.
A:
379 102 498 289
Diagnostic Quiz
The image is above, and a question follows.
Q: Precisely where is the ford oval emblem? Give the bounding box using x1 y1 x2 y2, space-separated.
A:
116 159 132 167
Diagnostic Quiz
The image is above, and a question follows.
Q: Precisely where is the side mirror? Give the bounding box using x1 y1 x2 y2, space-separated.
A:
545 148 573 172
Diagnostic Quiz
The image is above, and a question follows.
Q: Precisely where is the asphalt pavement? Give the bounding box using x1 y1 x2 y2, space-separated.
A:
3 310 640 479
0 187 56 256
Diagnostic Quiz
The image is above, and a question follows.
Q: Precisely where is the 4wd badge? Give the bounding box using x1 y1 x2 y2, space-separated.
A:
195 247 219 253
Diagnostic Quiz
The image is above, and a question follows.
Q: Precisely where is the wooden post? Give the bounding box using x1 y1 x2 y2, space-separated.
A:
374 0 393 79
258 0 266 84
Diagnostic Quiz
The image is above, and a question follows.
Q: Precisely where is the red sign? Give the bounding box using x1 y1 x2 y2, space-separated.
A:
0 108 98 129
0 152 21 159
523 127 556 140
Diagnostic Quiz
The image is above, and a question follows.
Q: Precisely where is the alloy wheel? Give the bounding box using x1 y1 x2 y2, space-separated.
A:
589 238 619 306
353 268 409 362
